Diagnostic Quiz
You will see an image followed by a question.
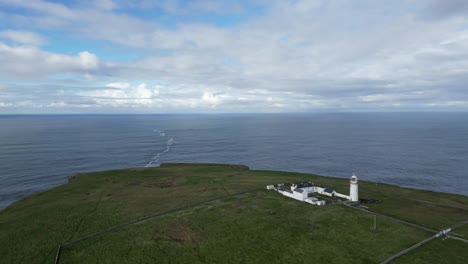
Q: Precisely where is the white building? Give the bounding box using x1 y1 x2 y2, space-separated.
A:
267 174 360 205
316 200 326 206
305 197 318 203
293 188 308 201
279 189 295 199
334 192 350 200
317 187 335 197
291 182 315 192
304 197 326 206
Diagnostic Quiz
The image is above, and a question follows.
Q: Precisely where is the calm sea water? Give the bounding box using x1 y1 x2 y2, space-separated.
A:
1 113 467 209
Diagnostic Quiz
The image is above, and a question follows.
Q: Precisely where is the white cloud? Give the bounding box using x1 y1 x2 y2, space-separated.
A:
427 101 468 107
201 92 223 107
106 82 131 89
0 30 45 45
1 0 468 112
132 83 158 99
82 83 160 107
1 0 76 19
0 42 102 78
93 0 117 11
78 51 100 70
359 94 398 102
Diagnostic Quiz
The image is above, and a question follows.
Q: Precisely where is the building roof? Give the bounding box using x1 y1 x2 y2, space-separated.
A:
293 181 314 188
293 188 304 193
324 188 334 193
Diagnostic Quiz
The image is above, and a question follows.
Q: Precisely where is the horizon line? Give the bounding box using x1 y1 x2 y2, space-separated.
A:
1 111 468 116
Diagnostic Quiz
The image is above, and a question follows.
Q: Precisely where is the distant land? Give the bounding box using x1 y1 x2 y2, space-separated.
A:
1 163 467 263
2 113 468 210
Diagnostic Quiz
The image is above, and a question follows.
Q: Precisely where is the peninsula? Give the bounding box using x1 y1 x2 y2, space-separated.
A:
1 163 467 263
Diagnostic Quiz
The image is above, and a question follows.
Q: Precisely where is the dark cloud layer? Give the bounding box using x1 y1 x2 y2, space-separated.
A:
424 0 468 20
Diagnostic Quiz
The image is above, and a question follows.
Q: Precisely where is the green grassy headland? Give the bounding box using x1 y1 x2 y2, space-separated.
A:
0 163 467 263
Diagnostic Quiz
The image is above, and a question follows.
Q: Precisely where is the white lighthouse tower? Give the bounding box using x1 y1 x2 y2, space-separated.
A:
350 174 359 202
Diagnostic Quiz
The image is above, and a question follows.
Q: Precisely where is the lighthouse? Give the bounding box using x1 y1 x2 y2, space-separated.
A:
350 174 359 202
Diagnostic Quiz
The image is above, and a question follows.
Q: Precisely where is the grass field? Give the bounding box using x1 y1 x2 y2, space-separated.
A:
395 238 468 264
0 163 467 263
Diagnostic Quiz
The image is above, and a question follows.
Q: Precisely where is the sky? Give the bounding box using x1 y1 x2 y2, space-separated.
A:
0 0 468 113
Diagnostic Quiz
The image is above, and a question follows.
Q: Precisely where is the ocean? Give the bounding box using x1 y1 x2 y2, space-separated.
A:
1 113 467 209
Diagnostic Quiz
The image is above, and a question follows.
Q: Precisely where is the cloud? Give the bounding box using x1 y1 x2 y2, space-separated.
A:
106 82 131 89
0 30 45 45
202 92 223 107
0 42 102 78
1 0 76 19
77 51 100 70
0 0 468 113
427 100 468 107
118 0 257 15
358 91 431 103
81 82 159 107
93 0 117 11
423 0 468 20
91 83 159 100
